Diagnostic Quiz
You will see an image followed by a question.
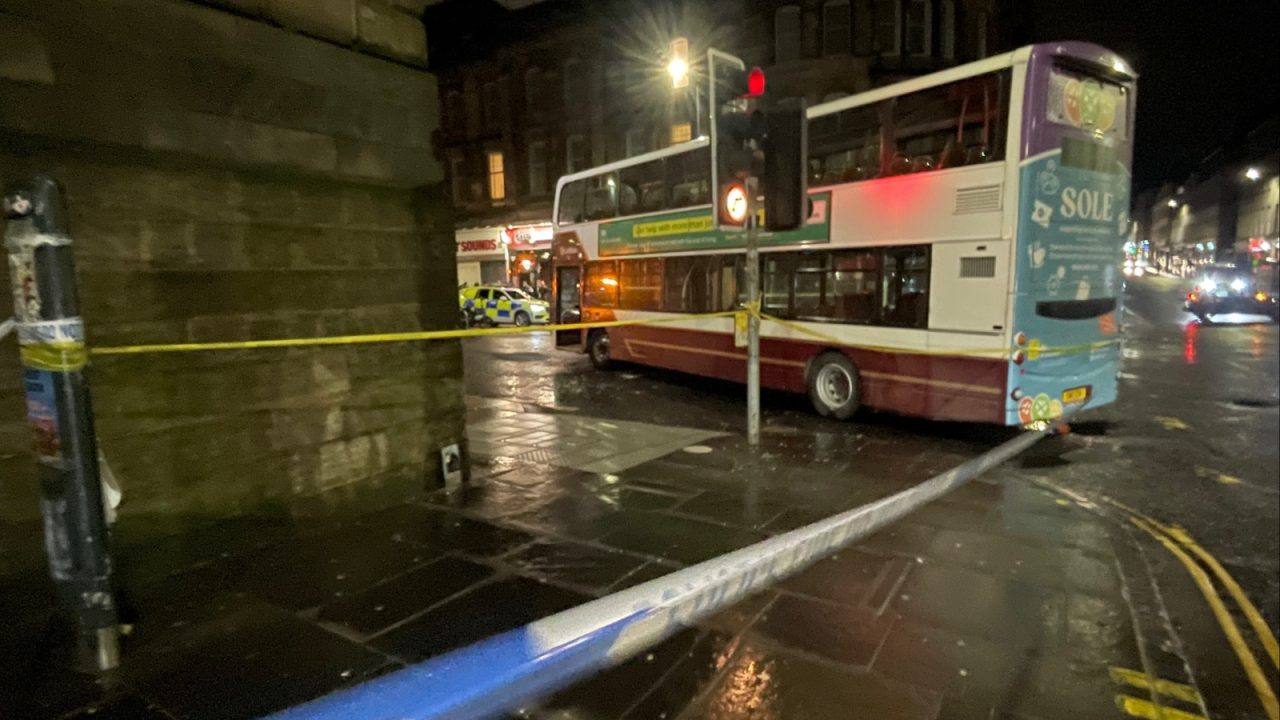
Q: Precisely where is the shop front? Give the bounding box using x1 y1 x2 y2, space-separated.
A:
505 223 554 299
456 226 507 287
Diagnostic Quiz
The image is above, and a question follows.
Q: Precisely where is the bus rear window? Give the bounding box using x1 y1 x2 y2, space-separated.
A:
1035 298 1116 320
1046 65 1128 139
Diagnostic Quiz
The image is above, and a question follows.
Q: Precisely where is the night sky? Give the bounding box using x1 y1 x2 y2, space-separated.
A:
428 0 1279 194
1024 0 1280 192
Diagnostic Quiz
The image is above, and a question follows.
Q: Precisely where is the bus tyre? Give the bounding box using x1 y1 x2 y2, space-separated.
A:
588 330 612 370
808 352 860 420
514 311 532 327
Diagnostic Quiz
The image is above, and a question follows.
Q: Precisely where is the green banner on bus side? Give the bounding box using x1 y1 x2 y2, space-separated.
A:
598 192 833 257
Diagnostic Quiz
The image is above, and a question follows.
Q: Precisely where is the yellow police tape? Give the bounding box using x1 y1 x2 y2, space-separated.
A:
86 307 1118 361
21 341 89 372
89 312 739 356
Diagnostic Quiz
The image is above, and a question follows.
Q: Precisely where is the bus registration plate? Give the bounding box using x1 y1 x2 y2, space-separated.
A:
1062 386 1091 405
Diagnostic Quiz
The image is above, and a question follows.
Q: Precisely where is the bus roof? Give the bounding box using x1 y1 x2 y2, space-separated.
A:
554 136 709 192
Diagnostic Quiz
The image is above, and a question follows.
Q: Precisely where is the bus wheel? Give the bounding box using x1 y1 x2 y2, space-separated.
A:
808 352 859 420
588 330 612 369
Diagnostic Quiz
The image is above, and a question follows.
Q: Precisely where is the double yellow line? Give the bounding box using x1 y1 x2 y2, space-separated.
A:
1072 488 1278 720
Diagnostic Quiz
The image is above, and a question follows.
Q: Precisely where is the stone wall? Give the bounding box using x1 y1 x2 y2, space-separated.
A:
0 0 461 572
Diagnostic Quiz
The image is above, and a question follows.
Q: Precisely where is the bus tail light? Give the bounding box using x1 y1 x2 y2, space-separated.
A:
1014 332 1028 346
1012 350 1026 365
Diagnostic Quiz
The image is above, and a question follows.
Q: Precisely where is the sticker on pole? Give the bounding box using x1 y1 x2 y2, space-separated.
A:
8 248 40 321
24 369 61 461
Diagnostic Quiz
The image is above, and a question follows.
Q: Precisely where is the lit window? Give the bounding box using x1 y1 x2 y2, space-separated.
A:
487 151 505 201
670 122 692 145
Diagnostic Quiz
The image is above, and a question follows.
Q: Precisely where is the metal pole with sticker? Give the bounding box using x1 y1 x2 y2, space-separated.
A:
3 175 119 671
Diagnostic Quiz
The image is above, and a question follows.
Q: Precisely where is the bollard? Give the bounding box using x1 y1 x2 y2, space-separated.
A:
3 175 119 672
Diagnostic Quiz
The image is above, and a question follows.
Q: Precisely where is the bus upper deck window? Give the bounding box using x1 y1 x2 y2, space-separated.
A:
558 180 586 224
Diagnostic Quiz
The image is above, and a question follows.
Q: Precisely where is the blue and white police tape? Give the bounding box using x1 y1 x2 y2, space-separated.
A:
266 420 1067 720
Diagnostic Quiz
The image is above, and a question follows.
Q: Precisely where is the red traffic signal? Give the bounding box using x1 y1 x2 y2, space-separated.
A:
720 183 750 225
747 67 765 97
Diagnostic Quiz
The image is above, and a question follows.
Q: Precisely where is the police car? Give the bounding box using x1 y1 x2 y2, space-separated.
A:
459 285 551 327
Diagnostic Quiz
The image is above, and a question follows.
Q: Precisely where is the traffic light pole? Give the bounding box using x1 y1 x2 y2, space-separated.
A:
745 193 760 447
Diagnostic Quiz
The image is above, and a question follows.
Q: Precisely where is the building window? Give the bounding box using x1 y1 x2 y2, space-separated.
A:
906 0 932 57
874 0 900 56
527 140 548 197
975 10 989 58
566 134 588 173
775 6 801 63
625 128 648 158
524 68 540 114
823 1 852 55
465 87 481 135
670 122 692 145
853 0 873 54
450 156 465 204
605 62 625 103
444 90 464 132
940 0 955 60
487 151 505 201
483 81 502 133
563 59 580 110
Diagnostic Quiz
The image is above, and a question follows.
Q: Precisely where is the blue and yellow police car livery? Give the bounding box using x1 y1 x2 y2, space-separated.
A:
459 285 551 327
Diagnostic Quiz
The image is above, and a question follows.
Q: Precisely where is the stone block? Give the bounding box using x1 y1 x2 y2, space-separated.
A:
266 0 358 45
385 0 432 14
0 14 55 84
356 0 426 63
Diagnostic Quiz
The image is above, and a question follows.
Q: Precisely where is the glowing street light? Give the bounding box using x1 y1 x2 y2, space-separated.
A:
1167 199 1178 208
668 37 689 89
1245 167 1261 181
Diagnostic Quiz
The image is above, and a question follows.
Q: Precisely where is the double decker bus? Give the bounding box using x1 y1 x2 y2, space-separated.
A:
551 42 1134 425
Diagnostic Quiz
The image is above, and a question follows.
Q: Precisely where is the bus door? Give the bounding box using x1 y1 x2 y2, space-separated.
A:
555 264 582 347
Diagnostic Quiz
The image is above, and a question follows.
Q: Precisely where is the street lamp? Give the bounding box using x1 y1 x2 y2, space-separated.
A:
666 36 701 138
1245 167 1261 181
667 57 689 88
1167 199 1178 208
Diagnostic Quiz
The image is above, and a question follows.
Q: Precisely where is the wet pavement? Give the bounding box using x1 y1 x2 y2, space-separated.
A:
1 275 1276 720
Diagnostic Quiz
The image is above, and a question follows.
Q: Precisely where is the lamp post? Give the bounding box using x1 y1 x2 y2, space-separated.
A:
668 37 702 138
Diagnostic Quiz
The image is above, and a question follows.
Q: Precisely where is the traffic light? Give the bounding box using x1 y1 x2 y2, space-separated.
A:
762 98 807 232
709 50 764 229
709 50 807 232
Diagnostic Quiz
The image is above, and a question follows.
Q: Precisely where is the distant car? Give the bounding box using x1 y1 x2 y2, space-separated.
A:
459 285 551 327
1184 264 1275 319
